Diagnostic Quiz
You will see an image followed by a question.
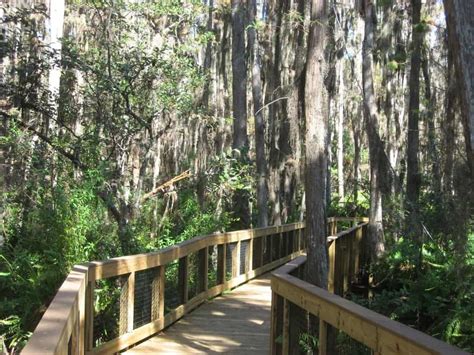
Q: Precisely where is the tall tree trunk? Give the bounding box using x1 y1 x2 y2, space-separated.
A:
362 0 385 260
337 60 345 202
46 0 65 117
406 0 423 237
267 0 283 226
200 0 214 110
443 49 456 194
305 0 329 288
231 0 250 227
249 0 269 227
422 54 441 195
443 0 474 178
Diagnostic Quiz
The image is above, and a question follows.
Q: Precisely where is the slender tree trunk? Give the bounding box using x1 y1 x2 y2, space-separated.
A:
46 0 65 116
337 61 345 202
305 0 329 288
231 0 250 227
351 102 361 210
443 0 474 178
443 50 456 194
249 0 269 227
200 0 214 109
406 0 423 237
362 0 385 260
422 54 441 195
267 0 283 226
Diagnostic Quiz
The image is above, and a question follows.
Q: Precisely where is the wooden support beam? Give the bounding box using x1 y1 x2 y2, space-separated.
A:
217 243 226 284
253 237 263 269
270 291 277 355
198 247 209 293
282 298 289 354
84 280 95 352
232 241 241 278
319 319 328 355
328 241 336 293
119 272 135 335
246 239 253 273
151 266 165 321
178 256 189 304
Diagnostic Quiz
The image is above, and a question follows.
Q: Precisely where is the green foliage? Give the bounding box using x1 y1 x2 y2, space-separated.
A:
352 233 474 352
299 332 318 353
0 175 112 350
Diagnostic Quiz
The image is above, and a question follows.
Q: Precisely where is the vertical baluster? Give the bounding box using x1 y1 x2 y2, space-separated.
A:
77 271 86 355
335 239 343 296
270 291 278 354
198 247 209 293
328 240 336 293
178 256 189 304
282 299 289 354
246 237 253 273
151 266 165 321
119 272 135 334
354 226 362 274
253 237 263 269
217 244 226 284
85 281 94 351
232 241 241 278
343 236 350 294
69 304 79 355
319 319 328 355
297 228 302 251
268 234 274 262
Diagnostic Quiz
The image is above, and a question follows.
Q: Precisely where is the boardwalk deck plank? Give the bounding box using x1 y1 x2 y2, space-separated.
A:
124 275 272 354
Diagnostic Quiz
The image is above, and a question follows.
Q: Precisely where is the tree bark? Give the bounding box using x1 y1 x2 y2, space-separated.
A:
305 0 329 288
406 0 423 237
443 49 456 194
362 0 385 260
231 0 250 227
443 0 474 178
422 54 441 195
337 60 345 202
248 0 269 227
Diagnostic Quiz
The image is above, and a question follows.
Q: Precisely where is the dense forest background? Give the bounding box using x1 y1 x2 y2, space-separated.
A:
0 0 473 353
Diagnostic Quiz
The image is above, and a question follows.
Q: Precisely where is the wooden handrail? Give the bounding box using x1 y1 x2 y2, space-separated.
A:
271 255 468 354
22 217 366 355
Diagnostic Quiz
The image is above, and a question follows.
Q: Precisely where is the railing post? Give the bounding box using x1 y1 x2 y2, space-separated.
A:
253 237 263 269
246 238 253 273
342 236 350 294
119 272 135 335
151 266 165 321
217 243 226 284
85 281 94 351
270 291 277 355
232 241 241 278
328 240 336 293
178 256 189 304
354 225 363 274
198 247 209 293
282 298 289 354
319 319 328 355
70 303 79 355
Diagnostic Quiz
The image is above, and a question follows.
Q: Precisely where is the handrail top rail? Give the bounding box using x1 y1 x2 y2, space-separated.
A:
271 256 468 355
87 217 367 280
87 221 305 280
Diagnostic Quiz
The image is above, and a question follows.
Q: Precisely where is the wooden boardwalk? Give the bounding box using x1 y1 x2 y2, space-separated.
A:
124 275 272 354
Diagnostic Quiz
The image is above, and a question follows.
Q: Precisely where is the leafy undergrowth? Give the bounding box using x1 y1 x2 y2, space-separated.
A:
350 234 474 352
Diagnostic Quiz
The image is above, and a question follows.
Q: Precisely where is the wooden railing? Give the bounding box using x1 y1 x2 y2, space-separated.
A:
270 226 468 355
26 216 346 355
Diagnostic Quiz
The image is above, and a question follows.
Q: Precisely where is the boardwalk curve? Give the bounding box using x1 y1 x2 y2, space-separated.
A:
125 275 271 354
